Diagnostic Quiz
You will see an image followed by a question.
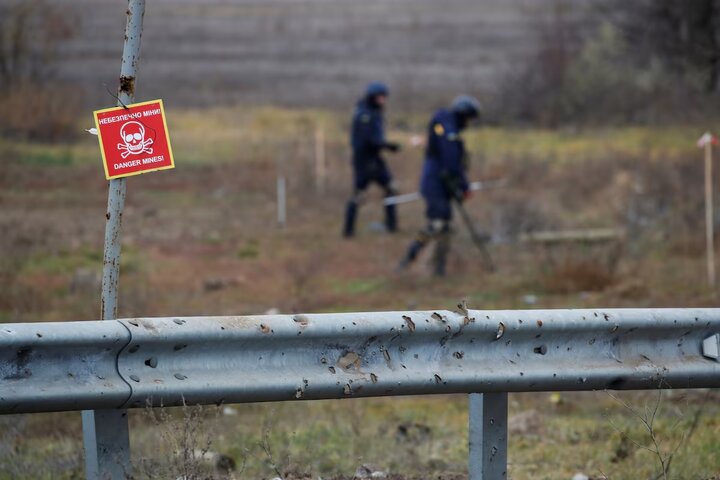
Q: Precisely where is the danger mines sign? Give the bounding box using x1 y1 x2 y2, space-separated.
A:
93 99 175 180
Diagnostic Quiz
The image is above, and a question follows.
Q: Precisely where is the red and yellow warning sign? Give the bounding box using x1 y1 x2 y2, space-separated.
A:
93 99 175 180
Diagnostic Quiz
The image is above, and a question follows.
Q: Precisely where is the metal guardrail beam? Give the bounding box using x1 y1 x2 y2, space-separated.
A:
2 308 719 414
0 321 131 413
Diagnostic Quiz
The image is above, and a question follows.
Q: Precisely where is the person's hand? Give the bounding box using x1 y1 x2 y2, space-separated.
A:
385 142 401 153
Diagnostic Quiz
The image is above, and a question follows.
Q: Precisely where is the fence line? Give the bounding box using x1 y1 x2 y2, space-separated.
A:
3 308 719 415
2 308 719 479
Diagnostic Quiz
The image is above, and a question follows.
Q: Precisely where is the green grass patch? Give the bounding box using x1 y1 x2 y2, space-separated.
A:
2 107 707 170
468 125 702 164
237 239 260 259
0 138 99 167
21 245 143 276
22 247 103 275
334 277 386 295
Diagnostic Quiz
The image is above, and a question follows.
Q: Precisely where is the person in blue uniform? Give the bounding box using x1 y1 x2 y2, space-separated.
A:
397 95 481 276
343 82 401 237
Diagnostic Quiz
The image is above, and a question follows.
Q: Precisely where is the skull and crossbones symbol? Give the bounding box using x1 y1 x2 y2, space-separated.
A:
117 121 153 158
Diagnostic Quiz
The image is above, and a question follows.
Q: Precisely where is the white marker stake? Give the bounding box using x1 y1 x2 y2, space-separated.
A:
277 175 287 229
698 132 716 287
315 124 326 194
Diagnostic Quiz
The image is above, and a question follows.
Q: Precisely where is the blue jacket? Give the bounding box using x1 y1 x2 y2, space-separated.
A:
420 108 469 201
351 98 386 167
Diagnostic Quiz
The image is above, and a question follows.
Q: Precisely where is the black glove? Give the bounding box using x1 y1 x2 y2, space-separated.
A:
440 171 465 202
384 142 401 153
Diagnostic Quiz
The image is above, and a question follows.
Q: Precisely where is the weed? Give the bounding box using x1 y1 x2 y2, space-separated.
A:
135 402 238 480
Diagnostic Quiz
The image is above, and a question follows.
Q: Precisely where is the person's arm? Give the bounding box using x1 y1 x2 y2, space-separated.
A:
363 113 401 153
433 122 468 197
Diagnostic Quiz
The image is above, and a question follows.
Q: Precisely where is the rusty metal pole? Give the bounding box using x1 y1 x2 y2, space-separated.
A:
82 1 145 478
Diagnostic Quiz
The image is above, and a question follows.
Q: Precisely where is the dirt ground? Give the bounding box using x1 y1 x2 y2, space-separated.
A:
1 107 720 479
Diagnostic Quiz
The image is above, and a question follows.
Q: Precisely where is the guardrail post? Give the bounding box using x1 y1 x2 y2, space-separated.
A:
82 410 131 479
82 1 146 478
469 392 508 480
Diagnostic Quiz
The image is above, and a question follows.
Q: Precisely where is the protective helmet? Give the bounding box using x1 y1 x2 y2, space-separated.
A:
366 81 389 98
450 95 482 120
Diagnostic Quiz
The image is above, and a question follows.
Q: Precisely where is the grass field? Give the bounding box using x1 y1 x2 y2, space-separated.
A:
1 106 720 479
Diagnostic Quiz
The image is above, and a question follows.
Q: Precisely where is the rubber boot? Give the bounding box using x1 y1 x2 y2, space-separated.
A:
343 201 358 237
396 239 426 271
385 203 397 233
432 233 450 277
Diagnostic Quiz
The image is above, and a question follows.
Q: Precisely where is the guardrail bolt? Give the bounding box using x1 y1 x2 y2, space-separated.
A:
702 334 720 361
533 345 547 355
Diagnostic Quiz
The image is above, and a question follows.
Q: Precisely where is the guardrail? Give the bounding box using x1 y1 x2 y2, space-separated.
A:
2 308 720 479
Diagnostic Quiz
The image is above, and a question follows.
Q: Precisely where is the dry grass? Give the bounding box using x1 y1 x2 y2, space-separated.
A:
540 259 616 294
4 391 716 479
1 107 720 478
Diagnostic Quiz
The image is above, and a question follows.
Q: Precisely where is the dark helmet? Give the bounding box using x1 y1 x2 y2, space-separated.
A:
365 81 389 99
450 95 482 120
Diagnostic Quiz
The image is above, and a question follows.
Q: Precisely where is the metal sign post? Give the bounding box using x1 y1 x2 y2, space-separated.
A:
82 1 146 478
